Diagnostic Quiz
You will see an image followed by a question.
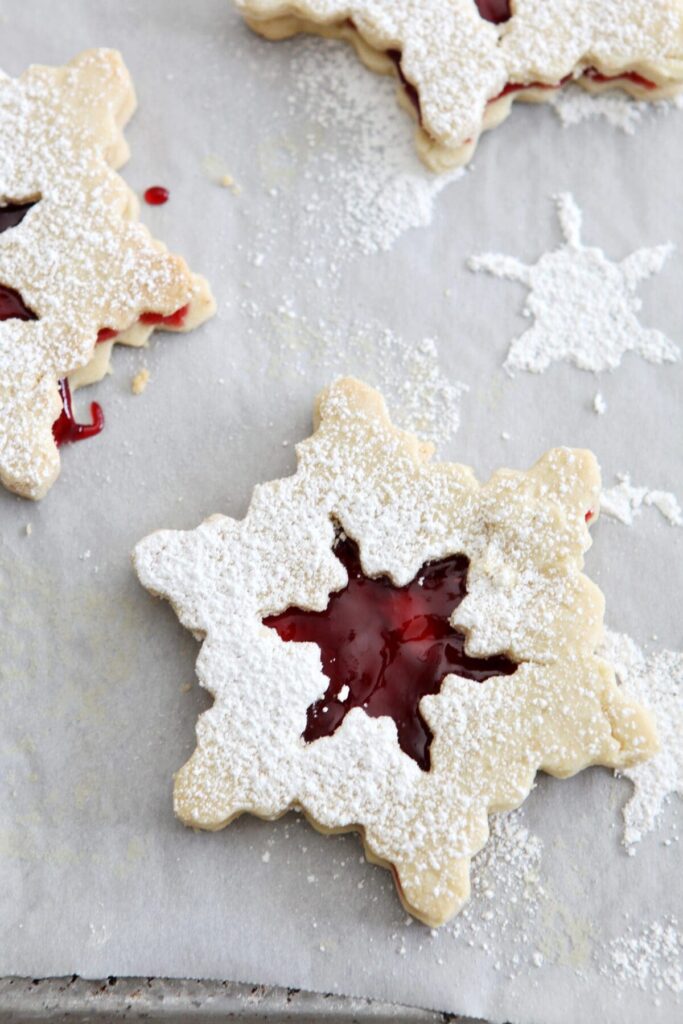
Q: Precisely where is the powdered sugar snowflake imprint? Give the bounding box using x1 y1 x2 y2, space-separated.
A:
601 630 683 852
468 193 678 374
601 474 683 528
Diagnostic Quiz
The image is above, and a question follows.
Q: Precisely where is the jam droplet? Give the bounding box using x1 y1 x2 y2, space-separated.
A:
144 185 170 206
475 0 512 24
52 378 104 448
264 536 517 771
0 283 37 322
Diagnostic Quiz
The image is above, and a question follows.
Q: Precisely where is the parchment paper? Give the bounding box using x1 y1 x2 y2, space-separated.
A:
1 2 681 1022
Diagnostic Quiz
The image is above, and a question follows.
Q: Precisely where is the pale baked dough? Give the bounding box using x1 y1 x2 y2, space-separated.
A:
135 378 658 926
237 1 683 171
0 50 216 499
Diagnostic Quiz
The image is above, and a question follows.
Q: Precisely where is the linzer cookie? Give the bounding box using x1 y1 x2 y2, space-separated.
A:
134 378 658 926
237 0 683 170
0 50 215 500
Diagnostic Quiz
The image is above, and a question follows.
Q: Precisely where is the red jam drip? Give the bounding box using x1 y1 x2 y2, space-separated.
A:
0 200 37 233
0 283 37 322
475 0 512 23
264 536 517 771
52 378 104 448
144 185 170 206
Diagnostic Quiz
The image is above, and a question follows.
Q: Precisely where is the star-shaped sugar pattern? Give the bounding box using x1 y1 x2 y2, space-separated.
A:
0 50 214 499
135 377 658 926
601 630 683 851
469 193 678 374
239 0 683 165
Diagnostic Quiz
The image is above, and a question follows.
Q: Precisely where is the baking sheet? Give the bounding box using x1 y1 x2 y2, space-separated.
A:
0 2 682 1022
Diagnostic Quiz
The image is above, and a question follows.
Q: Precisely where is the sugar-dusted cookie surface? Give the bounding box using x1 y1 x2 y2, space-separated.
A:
134 378 658 926
0 49 215 500
237 0 683 170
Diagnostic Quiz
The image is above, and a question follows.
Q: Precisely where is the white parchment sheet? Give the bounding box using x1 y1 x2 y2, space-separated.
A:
0 2 682 1022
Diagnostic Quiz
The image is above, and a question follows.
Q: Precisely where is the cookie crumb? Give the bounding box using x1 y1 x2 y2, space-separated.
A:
180 682 193 694
25 523 32 536
220 173 241 195
131 368 150 395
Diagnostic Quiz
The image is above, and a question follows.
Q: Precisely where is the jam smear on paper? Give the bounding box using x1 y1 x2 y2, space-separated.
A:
264 536 517 770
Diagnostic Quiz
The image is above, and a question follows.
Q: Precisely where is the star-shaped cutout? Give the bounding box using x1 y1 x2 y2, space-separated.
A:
264 535 517 771
468 192 678 374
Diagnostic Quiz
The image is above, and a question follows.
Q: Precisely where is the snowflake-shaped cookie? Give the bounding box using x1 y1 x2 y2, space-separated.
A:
0 50 215 500
237 0 683 170
135 377 658 926
469 192 677 373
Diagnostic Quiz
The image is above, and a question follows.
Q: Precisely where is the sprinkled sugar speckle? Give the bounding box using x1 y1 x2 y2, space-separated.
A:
469 193 677 374
242 300 467 447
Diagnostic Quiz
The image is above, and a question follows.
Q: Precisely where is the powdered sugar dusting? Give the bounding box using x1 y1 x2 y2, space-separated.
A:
244 300 467 447
240 0 683 168
600 629 683 851
469 192 677 374
287 37 463 259
601 474 683 527
441 809 545 973
601 918 683 995
134 377 656 926
551 83 683 134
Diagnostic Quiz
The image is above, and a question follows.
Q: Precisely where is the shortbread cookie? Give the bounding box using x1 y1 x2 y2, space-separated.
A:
134 377 658 926
0 50 215 500
237 0 683 171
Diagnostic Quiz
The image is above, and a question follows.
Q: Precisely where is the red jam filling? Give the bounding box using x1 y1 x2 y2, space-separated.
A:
0 204 39 321
476 0 512 23
264 536 517 770
491 69 656 105
0 283 37 322
583 67 657 91
96 303 189 343
144 185 170 206
0 200 37 233
52 378 104 447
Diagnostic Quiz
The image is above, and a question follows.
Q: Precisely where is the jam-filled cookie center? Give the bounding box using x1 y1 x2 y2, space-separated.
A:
264 535 517 770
